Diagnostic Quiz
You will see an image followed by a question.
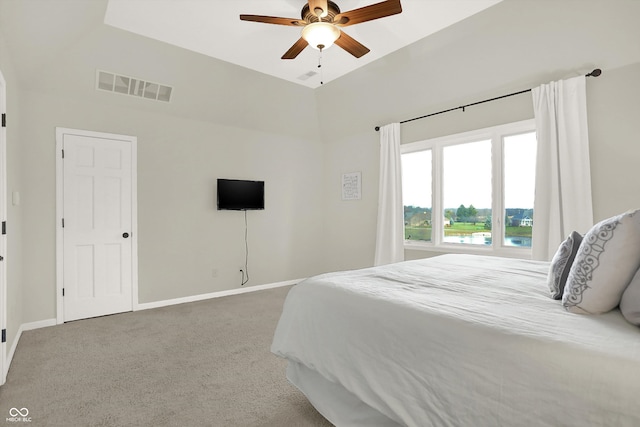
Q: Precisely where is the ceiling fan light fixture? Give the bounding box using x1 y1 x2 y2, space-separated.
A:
302 22 340 50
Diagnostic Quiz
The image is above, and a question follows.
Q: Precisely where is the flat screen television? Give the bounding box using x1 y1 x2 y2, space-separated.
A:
217 179 265 211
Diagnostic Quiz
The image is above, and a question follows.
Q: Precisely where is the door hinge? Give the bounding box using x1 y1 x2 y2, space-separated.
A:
62 218 64 228
1 329 5 343
1 221 5 235
62 288 65 297
1 113 5 128
62 149 64 159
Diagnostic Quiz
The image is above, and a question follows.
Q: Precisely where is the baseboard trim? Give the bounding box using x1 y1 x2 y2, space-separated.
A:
135 279 302 312
5 318 57 383
22 318 57 331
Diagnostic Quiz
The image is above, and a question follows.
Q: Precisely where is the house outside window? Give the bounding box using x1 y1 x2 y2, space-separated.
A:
401 119 536 257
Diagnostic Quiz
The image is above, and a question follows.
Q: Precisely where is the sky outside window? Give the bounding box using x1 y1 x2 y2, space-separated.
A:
402 150 432 208
504 132 536 209
443 140 492 210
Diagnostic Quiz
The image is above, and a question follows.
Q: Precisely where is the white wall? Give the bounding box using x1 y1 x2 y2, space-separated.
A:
0 0 329 325
322 132 380 270
587 62 640 221
16 89 326 321
317 0 640 267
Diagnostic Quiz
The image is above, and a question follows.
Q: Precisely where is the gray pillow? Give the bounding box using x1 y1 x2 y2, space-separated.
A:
547 231 582 300
563 209 640 314
620 268 640 326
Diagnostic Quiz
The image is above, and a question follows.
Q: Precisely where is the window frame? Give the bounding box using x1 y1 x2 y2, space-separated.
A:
401 119 536 258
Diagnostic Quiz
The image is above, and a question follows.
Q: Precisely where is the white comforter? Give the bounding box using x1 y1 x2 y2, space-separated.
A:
271 254 640 427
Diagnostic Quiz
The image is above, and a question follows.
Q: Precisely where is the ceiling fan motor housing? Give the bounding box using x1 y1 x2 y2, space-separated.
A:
301 1 341 23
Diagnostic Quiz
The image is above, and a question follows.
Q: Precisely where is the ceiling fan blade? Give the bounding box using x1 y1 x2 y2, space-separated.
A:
308 0 329 18
334 31 370 58
333 0 402 27
282 38 309 59
240 14 306 27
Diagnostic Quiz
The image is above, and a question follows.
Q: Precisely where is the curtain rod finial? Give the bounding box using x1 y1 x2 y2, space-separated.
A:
375 126 380 131
587 68 602 77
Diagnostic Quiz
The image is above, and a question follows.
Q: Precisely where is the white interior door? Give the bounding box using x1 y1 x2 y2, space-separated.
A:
57 128 137 322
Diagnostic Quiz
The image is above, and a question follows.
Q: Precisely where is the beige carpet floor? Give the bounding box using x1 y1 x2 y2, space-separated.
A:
0 285 333 427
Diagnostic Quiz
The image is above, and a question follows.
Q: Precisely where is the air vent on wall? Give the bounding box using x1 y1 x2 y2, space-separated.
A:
96 70 173 102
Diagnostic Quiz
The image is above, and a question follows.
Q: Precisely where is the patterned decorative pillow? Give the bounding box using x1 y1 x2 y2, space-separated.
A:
620 268 640 326
547 231 583 300
562 209 640 314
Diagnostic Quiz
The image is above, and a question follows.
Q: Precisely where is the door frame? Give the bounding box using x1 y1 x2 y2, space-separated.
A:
55 127 138 324
0 69 7 384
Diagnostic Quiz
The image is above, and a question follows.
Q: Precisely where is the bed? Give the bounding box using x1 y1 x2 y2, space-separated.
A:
271 254 640 427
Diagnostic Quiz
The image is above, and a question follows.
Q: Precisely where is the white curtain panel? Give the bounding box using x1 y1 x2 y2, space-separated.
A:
374 123 405 266
532 75 593 261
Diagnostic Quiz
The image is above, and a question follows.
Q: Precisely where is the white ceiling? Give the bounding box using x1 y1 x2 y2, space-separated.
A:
104 0 502 89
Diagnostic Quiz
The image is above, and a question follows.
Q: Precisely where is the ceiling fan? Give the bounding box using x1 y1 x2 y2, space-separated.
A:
240 0 402 59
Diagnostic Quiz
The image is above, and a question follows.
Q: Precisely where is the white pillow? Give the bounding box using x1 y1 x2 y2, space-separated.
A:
562 209 640 314
620 268 640 326
547 231 582 300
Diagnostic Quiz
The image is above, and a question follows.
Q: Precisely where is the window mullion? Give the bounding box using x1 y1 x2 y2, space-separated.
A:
433 143 443 246
492 132 504 249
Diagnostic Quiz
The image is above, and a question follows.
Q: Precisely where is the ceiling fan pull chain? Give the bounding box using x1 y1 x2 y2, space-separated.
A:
318 47 324 85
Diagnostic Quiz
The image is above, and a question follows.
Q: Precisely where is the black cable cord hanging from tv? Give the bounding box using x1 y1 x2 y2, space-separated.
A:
241 209 250 286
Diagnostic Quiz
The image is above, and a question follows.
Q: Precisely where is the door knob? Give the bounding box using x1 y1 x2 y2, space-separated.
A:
123 232 130 238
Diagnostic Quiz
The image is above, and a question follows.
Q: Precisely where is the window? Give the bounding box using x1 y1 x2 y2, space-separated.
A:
442 140 492 245
401 120 536 256
503 132 537 247
402 150 432 242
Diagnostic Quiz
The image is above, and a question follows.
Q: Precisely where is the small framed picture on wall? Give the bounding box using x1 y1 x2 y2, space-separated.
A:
342 172 361 201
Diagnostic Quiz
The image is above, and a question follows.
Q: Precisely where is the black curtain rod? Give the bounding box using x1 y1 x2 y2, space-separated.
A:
374 68 602 131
